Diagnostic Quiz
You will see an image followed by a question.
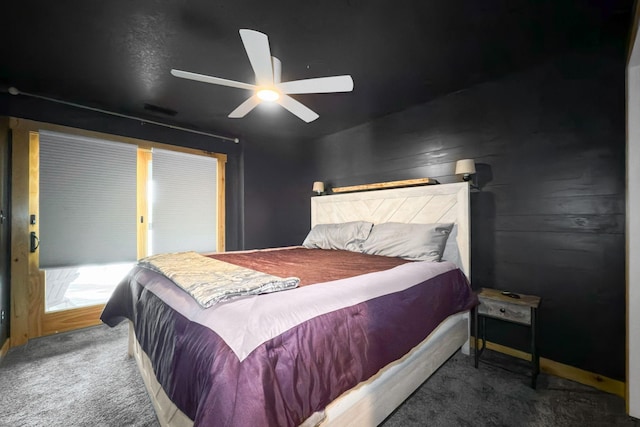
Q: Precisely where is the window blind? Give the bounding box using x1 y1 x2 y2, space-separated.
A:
39 131 138 267
150 149 217 255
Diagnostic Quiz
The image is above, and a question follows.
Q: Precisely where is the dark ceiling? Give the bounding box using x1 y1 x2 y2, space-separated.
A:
0 0 634 143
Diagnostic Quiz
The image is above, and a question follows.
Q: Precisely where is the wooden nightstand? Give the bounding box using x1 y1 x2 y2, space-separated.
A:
474 287 541 388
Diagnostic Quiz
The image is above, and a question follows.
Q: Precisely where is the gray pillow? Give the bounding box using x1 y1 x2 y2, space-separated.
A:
361 222 454 261
302 221 374 252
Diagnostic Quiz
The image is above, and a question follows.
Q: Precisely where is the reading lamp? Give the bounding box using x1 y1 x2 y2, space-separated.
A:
312 181 325 196
455 159 476 182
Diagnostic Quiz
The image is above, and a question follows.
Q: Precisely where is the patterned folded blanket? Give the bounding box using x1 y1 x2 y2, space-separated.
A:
138 251 300 308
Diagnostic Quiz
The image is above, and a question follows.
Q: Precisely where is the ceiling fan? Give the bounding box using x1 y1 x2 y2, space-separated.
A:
171 29 354 123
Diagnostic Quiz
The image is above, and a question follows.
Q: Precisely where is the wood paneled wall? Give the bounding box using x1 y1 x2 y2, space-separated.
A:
308 50 626 380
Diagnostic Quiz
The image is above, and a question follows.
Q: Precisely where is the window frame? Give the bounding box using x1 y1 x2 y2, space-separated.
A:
9 117 226 343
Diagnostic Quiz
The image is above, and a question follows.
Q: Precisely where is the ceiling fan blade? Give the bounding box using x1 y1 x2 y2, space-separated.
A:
277 75 354 94
278 95 319 123
171 69 255 91
272 57 282 84
239 29 274 86
228 95 261 118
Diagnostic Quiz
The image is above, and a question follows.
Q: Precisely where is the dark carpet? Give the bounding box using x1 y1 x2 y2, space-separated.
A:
0 323 637 426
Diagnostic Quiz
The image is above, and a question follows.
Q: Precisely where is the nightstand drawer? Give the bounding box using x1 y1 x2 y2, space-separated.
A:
477 298 531 325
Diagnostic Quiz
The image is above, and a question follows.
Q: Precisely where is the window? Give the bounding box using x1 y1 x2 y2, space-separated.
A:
39 130 138 267
38 132 222 312
150 149 218 254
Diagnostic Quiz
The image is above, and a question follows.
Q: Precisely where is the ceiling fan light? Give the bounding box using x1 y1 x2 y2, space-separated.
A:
257 89 280 102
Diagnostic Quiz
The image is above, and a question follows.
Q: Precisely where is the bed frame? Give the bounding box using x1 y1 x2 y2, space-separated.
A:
130 182 471 427
309 182 471 426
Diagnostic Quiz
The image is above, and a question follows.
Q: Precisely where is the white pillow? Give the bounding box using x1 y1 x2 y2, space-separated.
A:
302 221 373 252
361 222 454 261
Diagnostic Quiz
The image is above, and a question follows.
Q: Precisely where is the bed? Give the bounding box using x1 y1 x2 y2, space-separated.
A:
101 182 477 426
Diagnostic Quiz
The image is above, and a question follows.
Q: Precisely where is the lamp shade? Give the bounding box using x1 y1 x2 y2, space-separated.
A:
455 159 476 175
312 181 325 193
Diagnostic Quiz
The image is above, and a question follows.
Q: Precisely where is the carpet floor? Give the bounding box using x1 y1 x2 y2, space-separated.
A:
0 322 637 426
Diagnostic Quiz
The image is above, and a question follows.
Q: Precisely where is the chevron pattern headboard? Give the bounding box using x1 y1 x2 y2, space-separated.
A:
311 182 470 280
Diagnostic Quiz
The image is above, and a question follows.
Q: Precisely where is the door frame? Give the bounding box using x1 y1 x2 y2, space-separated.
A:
8 117 226 344
627 2 640 418
0 117 10 356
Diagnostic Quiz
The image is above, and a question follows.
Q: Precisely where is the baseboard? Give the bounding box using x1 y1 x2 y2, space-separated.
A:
474 339 625 398
41 304 105 336
0 338 10 359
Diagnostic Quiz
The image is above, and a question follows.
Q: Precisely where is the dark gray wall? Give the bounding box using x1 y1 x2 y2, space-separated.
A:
307 48 626 380
243 135 317 249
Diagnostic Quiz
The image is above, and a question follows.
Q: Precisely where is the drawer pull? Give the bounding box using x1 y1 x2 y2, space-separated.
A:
500 308 506 313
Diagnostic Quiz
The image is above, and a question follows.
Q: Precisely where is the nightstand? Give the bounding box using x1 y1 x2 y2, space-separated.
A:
474 287 541 388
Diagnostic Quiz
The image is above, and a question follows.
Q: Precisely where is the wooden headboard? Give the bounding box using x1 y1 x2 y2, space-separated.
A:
311 182 470 280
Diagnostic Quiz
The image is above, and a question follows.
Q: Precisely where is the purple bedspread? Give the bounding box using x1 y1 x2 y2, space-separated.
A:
101 253 477 426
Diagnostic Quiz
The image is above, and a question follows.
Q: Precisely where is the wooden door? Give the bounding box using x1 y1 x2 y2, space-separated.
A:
0 126 10 349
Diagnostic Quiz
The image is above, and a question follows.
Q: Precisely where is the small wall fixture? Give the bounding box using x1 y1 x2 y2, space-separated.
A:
312 181 325 196
455 159 476 182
